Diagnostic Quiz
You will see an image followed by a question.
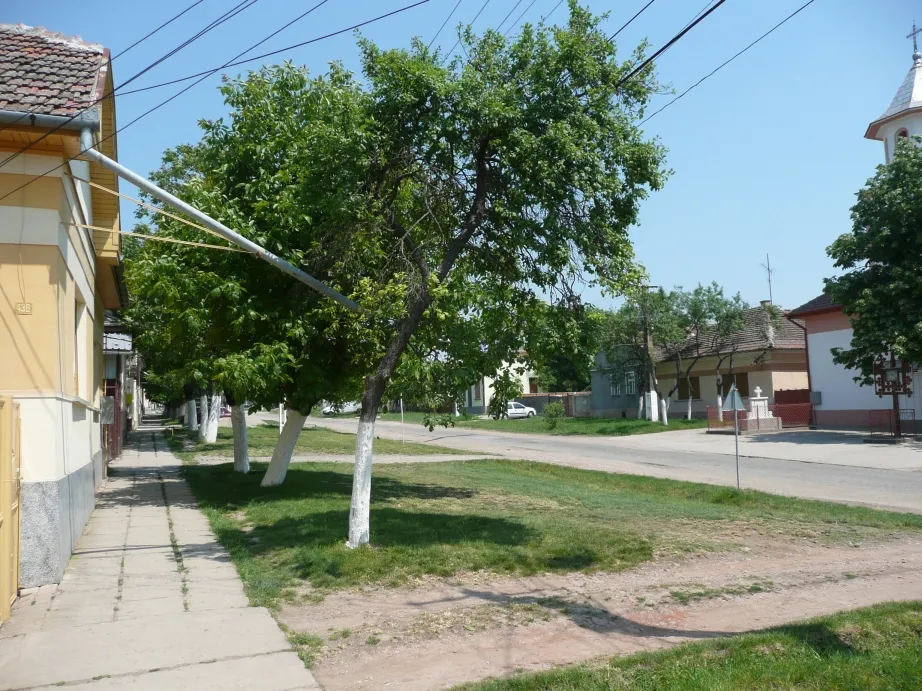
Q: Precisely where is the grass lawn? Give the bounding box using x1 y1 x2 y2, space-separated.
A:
453 601 922 690
346 411 708 436
169 423 465 461
454 416 708 436
181 459 922 608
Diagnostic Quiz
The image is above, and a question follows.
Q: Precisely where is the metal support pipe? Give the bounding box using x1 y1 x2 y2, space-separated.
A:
78 128 358 311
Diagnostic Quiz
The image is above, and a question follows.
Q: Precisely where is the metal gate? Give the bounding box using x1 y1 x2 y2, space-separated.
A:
0 396 22 621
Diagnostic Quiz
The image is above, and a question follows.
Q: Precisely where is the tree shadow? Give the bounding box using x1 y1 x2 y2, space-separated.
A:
771 622 858 657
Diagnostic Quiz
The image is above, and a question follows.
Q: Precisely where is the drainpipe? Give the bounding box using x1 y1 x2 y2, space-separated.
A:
78 128 359 311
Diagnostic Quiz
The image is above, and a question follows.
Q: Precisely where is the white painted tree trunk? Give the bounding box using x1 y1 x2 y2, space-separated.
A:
231 404 249 473
687 395 693 420
197 395 209 443
347 414 376 548
260 408 307 487
637 393 645 419
203 393 220 444
186 398 198 432
660 396 669 426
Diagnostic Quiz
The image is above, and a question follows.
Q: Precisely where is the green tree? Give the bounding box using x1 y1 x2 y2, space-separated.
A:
333 3 667 546
826 137 922 383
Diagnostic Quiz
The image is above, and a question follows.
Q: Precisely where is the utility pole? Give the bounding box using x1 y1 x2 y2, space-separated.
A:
761 254 774 304
640 286 659 422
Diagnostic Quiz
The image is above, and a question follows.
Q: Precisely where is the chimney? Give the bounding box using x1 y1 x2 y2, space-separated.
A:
760 299 772 308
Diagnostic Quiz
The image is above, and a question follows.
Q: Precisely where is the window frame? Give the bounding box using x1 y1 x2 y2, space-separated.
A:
625 371 637 396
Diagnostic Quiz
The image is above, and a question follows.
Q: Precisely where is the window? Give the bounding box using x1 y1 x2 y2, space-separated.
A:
678 376 700 401
721 373 750 398
897 128 909 139
510 402 524 410
528 377 538 394
625 371 637 395
610 374 623 397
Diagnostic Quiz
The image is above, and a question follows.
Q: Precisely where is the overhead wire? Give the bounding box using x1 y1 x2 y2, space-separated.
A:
428 0 465 49
610 0 657 40
640 0 817 124
497 0 527 34
544 0 566 22
0 0 264 171
0 0 209 138
445 0 493 57
0 0 431 208
121 1 432 96
616 0 728 87
502 0 540 36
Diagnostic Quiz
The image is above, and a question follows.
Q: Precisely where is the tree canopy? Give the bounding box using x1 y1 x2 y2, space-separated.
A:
826 137 922 383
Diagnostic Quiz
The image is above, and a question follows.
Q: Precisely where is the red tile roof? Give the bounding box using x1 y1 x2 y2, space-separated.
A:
0 23 108 117
788 293 840 317
655 305 805 362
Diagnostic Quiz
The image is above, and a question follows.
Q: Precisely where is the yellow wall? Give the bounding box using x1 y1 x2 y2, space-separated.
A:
0 244 63 392
772 370 809 391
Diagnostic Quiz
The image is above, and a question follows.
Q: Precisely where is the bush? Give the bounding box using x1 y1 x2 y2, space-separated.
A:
543 401 566 430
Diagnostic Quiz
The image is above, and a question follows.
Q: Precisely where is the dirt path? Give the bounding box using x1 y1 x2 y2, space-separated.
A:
278 537 922 690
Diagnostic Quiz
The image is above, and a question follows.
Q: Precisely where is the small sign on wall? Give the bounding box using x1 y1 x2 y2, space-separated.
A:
100 396 115 425
15 303 32 315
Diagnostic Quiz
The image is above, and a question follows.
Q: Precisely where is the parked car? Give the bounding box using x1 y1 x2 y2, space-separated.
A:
507 401 536 419
322 401 361 416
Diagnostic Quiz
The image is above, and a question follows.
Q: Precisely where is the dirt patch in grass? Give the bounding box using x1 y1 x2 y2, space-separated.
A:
282 538 922 690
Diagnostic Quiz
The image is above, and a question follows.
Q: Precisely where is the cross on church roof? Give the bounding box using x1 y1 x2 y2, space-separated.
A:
909 20 922 54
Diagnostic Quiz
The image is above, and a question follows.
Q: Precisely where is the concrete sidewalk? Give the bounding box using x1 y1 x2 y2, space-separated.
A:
0 428 319 690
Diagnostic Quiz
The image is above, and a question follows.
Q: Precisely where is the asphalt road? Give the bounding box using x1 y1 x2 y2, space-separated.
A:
312 416 922 514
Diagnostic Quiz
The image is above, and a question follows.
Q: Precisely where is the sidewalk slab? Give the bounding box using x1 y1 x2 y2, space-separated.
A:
0 425 320 691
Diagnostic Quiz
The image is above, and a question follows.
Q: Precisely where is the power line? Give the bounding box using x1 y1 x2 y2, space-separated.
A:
641 0 817 124
0 0 263 171
428 0 465 49
610 0 657 40
446 0 493 57
0 0 209 138
544 0 566 22
503 0 540 36
497 0 527 34
122 1 432 97
616 0 729 87
0 0 431 207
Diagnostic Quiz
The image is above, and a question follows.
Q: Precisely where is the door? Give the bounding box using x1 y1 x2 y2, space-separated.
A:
0 397 21 621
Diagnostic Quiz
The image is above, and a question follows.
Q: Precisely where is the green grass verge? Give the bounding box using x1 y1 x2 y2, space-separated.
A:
181 459 922 608
333 411 707 436
170 423 465 462
454 416 708 436
453 601 922 690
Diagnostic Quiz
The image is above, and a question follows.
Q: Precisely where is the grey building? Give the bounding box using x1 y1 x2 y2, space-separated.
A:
590 352 642 418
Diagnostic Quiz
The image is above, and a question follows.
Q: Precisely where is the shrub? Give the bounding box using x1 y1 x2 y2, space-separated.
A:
543 401 566 430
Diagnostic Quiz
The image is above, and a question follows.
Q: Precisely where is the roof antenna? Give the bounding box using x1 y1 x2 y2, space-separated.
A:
761 253 774 305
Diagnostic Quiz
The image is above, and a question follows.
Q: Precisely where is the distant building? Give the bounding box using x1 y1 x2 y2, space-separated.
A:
589 352 641 418
462 360 543 416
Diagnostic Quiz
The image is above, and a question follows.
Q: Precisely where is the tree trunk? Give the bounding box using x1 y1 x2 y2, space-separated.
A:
347 400 378 548
203 392 221 444
197 394 209 443
637 388 645 419
231 404 250 473
260 408 307 486
660 395 669 426
687 394 693 420
186 398 198 432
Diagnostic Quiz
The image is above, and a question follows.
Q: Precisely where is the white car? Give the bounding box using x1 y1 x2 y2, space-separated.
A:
507 401 536 419
322 401 360 416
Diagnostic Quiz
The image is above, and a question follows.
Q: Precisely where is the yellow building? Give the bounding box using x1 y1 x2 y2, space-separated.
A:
0 24 123 587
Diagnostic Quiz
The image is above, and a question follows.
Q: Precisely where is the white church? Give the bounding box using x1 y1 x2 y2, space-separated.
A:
790 31 922 430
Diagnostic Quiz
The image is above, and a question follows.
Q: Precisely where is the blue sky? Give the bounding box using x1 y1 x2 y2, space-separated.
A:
8 0 917 310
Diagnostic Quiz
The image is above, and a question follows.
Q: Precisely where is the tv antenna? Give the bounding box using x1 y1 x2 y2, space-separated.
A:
761 254 774 304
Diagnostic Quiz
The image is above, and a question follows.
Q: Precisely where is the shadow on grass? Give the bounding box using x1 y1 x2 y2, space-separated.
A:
774 622 858 657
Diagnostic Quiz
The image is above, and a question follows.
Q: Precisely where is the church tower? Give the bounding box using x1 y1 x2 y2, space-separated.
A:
865 22 922 162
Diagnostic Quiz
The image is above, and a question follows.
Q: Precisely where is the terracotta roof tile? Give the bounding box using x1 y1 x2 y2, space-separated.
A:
0 23 107 117
656 304 805 362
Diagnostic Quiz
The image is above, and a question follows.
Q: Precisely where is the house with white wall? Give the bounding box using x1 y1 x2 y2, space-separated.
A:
790 40 922 430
